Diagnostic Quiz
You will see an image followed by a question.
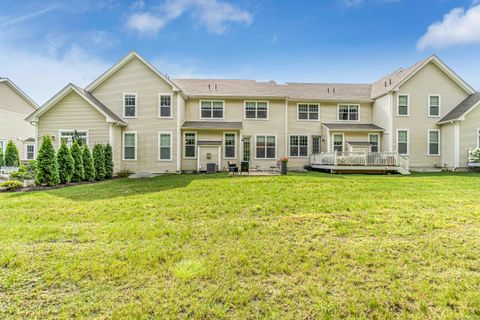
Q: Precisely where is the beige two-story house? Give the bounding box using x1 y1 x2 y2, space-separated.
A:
26 52 478 173
0 78 38 162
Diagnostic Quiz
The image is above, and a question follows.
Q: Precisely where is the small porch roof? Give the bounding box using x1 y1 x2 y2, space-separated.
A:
181 121 243 130
322 123 384 132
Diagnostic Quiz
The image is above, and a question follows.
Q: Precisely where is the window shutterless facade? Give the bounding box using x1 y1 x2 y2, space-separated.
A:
289 135 308 157
245 101 268 119
224 133 236 159
158 132 172 161
123 93 137 118
158 94 172 118
337 104 359 121
297 103 319 120
397 95 409 116
255 135 276 159
25 144 35 160
368 133 380 152
123 132 137 160
428 95 441 117
428 129 440 156
397 130 409 155
59 130 88 147
200 100 224 119
333 133 344 152
184 132 196 159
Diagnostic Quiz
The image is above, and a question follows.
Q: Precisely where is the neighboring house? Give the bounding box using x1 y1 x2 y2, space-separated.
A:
0 78 38 162
26 52 478 173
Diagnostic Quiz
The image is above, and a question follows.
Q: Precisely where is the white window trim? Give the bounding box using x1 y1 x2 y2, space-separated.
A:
397 94 410 117
24 143 35 160
58 130 89 148
223 132 237 159
0 139 6 153
122 131 137 161
396 129 409 156
244 101 269 120
158 131 173 161
477 128 480 148
288 134 310 158
183 131 197 159
427 129 441 156
240 134 252 163
428 94 441 118
331 133 345 152
296 103 320 121
254 134 277 160
368 133 380 152
199 100 225 120
158 93 173 119
123 93 138 118
336 104 360 122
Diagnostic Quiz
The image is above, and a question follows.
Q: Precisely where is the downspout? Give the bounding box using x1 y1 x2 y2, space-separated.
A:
285 98 288 156
176 93 181 173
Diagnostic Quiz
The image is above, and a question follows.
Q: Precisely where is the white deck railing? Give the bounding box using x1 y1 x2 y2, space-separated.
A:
310 152 409 171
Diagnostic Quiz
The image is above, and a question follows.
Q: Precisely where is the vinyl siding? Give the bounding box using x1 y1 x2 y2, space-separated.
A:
0 110 35 160
392 62 469 167
458 105 480 167
372 94 391 151
91 56 177 173
0 82 36 115
440 122 455 168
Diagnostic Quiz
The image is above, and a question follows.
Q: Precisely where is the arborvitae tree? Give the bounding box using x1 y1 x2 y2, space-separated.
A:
57 140 74 184
4 140 20 167
35 135 59 186
70 140 84 182
92 144 106 181
0 147 4 167
82 145 95 181
104 144 113 179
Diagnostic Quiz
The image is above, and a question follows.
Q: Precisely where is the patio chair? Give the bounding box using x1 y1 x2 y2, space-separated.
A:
227 161 238 175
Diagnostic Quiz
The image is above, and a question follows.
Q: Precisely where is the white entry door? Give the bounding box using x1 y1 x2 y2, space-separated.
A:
197 146 221 171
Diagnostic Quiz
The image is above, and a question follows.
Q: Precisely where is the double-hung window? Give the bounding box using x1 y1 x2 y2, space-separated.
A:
397 130 408 155
184 132 196 158
429 95 440 117
289 135 308 157
245 101 268 119
256 135 276 159
428 130 440 156
333 134 343 152
298 104 319 120
338 105 359 121
158 132 172 161
201 101 224 119
60 130 88 147
369 134 379 152
159 94 172 118
25 144 35 160
224 133 236 158
398 95 409 116
123 132 137 160
123 93 137 118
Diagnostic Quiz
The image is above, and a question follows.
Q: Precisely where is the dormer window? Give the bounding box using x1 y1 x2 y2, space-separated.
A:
123 93 137 118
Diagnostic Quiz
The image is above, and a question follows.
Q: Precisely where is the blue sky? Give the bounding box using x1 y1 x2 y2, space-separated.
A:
1 0 480 104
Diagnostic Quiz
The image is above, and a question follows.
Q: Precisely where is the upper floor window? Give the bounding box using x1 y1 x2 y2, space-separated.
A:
184 132 196 158
397 130 408 155
338 104 359 121
25 144 35 160
397 95 409 116
256 135 276 159
123 132 137 160
123 93 137 118
298 104 319 120
428 130 440 156
159 94 172 118
200 101 224 119
289 135 308 157
245 101 268 119
60 130 88 147
224 133 236 158
429 95 441 117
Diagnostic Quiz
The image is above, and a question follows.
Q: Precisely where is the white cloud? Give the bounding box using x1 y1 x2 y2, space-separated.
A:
417 4 480 50
0 5 58 27
127 0 253 35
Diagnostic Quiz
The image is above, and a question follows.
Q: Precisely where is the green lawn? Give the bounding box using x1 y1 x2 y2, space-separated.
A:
1 173 480 319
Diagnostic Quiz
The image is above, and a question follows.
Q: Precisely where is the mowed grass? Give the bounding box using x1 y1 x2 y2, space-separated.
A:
1 172 480 319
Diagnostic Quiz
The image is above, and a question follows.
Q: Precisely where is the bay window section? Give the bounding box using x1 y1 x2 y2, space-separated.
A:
289 135 308 157
224 133 236 158
256 135 276 159
123 132 137 160
201 101 224 119
158 132 172 161
184 132 196 158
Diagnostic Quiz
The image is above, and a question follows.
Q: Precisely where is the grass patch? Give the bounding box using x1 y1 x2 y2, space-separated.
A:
0 172 480 318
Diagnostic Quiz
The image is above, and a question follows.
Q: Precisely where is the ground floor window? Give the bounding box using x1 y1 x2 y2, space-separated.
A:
0 140 5 153
428 130 440 156
333 134 343 152
158 132 172 161
369 134 379 152
242 136 251 162
184 132 196 158
312 136 321 154
59 130 88 147
25 144 35 160
256 135 276 159
289 135 308 157
224 133 236 158
397 130 408 155
123 132 137 160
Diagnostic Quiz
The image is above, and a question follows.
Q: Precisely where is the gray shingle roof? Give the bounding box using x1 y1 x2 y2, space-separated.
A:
439 92 480 123
322 123 384 131
284 83 373 102
181 121 243 130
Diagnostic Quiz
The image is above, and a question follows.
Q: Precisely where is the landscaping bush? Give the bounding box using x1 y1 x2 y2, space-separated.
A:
57 140 74 184
70 140 84 182
82 145 95 181
10 163 36 181
4 140 19 167
1 180 23 191
104 144 113 179
93 144 106 181
469 148 480 163
35 136 59 186
116 168 133 178
0 147 4 167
